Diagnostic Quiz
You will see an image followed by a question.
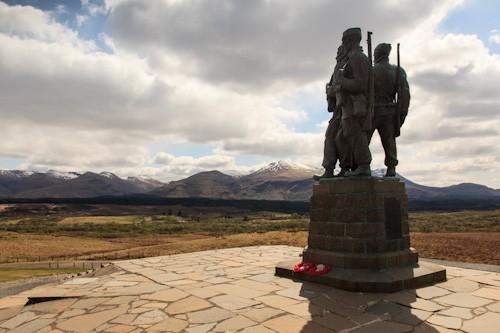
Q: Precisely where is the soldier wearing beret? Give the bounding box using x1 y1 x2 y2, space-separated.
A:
370 43 410 177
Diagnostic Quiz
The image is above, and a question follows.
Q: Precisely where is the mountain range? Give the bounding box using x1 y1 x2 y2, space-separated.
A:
1 161 499 202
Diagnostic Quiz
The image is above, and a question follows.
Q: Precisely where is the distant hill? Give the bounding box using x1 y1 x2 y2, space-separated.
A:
151 161 319 201
1 162 499 203
0 170 164 198
152 161 500 202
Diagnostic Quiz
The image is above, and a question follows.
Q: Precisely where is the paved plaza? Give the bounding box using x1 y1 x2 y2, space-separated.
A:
0 246 499 332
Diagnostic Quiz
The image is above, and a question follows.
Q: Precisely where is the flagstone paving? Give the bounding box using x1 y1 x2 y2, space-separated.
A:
0 245 499 332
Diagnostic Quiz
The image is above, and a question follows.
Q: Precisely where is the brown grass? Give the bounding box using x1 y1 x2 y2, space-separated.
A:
58 215 140 225
411 232 500 265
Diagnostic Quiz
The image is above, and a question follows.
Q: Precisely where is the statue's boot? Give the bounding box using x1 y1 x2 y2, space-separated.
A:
345 165 371 177
336 168 349 177
313 168 334 181
385 166 396 177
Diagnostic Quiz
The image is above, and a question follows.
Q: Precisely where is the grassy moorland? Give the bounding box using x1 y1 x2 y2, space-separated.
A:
0 208 498 266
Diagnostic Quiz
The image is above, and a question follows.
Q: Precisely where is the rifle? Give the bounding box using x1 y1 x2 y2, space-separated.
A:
395 43 401 136
367 31 374 119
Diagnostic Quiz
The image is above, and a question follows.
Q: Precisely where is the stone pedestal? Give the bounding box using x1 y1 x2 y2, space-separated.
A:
275 177 446 292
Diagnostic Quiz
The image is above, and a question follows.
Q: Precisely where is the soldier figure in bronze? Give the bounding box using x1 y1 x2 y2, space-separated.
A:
370 43 410 177
314 45 349 180
334 27 372 177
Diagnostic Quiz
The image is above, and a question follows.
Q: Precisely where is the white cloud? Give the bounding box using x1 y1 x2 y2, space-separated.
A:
489 29 500 45
1 0 500 188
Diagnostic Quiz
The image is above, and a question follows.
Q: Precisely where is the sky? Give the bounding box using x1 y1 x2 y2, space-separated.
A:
0 0 499 188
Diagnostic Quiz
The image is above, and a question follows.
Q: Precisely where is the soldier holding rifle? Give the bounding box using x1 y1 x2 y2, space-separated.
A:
370 43 410 177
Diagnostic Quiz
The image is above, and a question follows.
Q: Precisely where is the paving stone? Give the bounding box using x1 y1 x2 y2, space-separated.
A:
416 286 451 299
255 295 300 308
434 293 493 308
438 307 474 319
187 287 221 299
414 323 459 333
142 302 167 309
141 288 188 302
186 307 231 324
205 277 232 284
210 294 259 310
168 279 198 286
132 309 168 325
437 278 480 293
165 296 211 315
58 308 86 319
104 296 138 305
241 307 284 322
276 287 318 301
472 307 487 315
207 283 269 299
248 274 275 283
232 279 283 292
283 302 322 318
185 323 216 333
0 306 23 322
462 312 500 333
367 299 403 318
427 314 462 329
147 317 188 332
465 274 500 287
1 246 499 333
26 298 77 314
34 326 52 333
472 287 500 301
263 314 333 333
239 325 276 333
312 312 358 331
70 297 108 309
0 311 37 330
107 324 136 333
9 318 55 333
387 292 445 311
486 301 500 312
111 313 138 325
392 307 432 326
327 288 382 307
349 320 413 333
128 307 152 314
213 315 257 332
0 297 27 309
57 305 128 332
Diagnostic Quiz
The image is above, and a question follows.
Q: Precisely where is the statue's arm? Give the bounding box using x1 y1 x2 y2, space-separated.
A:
340 54 368 94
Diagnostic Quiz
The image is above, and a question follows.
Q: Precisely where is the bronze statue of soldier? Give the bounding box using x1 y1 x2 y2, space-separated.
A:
369 43 410 177
314 45 349 180
315 27 372 179
334 27 372 177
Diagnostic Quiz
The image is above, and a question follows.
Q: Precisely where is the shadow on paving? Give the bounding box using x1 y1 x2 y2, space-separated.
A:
292 282 441 333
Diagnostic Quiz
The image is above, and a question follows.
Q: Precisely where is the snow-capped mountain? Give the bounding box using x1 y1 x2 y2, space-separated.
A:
152 161 321 201
1 162 499 201
0 170 164 198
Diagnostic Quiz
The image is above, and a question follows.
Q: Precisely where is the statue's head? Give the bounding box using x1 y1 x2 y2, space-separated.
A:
342 27 362 48
374 43 392 62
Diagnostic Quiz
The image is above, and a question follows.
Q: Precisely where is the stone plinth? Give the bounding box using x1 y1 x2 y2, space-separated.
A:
275 177 446 292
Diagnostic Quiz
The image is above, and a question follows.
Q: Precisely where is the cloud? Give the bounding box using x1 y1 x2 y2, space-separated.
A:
489 29 500 45
105 0 457 90
1 0 500 188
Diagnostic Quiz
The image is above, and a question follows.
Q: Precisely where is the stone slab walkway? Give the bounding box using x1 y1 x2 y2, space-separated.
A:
0 245 499 332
